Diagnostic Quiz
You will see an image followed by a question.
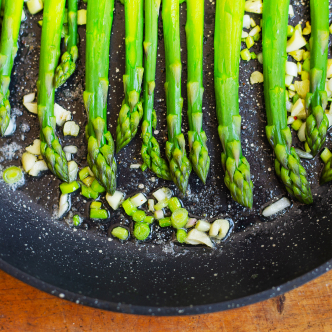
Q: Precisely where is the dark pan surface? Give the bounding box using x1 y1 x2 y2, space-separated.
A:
1 0 332 316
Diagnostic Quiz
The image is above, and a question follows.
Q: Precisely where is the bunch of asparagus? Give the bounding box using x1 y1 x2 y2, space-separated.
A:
141 0 171 181
84 0 117 194
0 0 25 136
162 0 191 195
55 0 79 88
262 0 312 204
116 0 144 153
37 0 69 182
214 0 253 208
142 0 210 193
22 0 332 208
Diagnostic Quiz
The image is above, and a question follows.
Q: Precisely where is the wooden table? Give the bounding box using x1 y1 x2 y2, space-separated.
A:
1 269 332 331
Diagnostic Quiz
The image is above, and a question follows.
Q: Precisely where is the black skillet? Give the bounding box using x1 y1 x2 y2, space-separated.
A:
1 0 332 316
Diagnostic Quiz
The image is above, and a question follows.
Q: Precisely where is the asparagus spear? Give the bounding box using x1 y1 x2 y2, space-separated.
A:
116 0 144 152
54 0 79 89
263 0 312 204
37 0 69 182
214 0 253 208
163 0 191 195
141 0 171 180
305 0 329 157
84 0 117 194
0 0 24 136
185 0 210 184
320 148 332 185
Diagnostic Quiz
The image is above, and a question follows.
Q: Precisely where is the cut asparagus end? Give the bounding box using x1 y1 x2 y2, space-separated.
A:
3 166 23 185
111 227 129 241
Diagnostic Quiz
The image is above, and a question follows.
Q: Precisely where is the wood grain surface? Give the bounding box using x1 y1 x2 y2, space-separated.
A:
1 269 332 331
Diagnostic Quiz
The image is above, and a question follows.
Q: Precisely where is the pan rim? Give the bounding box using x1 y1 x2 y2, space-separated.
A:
1 257 331 316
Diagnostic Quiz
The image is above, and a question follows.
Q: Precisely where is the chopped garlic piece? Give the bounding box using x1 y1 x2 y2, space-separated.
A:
77 9 87 25
58 194 70 218
29 160 48 176
63 145 78 154
23 93 35 104
294 80 310 99
24 102 37 114
242 31 249 38
4 118 16 137
249 25 261 37
298 122 306 142
286 28 307 53
287 116 295 125
27 0 43 15
262 197 291 217
291 98 306 120
285 75 293 87
68 161 78 182
243 15 251 29
26 139 41 155
22 152 37 172
186 229 214 248
195 220 211 232
286 61 298 77
250 71 264 84
244 0 262 14
209 219 230 240
106 191 125 210
327 59 332 79
54 103 71 126
302 22 311 35
63 121 80 136
288 5 294 18
130 193 147 207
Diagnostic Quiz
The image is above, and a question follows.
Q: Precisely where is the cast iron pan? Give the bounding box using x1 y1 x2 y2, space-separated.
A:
0 0 332 316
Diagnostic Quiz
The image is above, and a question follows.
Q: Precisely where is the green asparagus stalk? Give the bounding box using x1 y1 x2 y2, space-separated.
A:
0 0 24 136
314 0 332 185
141 0 171 180
54 0 79 88
304 0 329 157
214 0 253 208
37 0 69 182
305 0 329 158
163 0 191 195
320 162 332 185
185 0 210 184
320 148 332 184
84 0 117 195
263 0 312 204
116 0 144 152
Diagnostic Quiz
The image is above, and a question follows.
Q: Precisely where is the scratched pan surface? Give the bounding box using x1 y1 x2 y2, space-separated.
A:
0 0 332 316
